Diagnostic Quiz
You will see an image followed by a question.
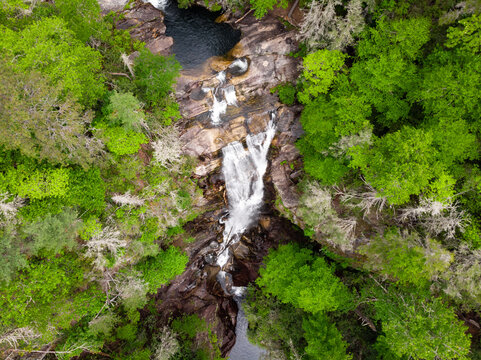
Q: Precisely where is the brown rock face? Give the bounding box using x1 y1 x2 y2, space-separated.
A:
117 2 173 56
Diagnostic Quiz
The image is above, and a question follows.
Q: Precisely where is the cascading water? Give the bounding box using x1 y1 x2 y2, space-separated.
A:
216 113 276 289
209 71 238 125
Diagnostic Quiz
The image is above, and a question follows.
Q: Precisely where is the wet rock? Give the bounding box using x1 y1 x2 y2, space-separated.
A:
259 217 271 231
116 2 173 56
232 242 250 260
190 87 207 101
226 57 250 77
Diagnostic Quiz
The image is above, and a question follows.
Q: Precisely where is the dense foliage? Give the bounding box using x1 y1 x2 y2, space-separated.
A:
247 0 481 359
2 0 481 359
0 1 205 359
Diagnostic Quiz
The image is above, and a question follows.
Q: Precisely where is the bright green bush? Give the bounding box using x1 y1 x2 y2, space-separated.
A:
69 167 106 214
0 255 105 342
271 83 297 105
137 246 189 294
250 0 287 18
7 166 70 200
257 243 353 313
100 126 148 156
134 49 181 107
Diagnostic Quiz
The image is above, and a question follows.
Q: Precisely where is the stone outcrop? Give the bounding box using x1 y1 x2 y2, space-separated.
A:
116 2 173 56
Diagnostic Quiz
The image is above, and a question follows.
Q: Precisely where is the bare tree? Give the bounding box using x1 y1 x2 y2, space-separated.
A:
0 327 40 350
0 193 24 227
84 227 128 270
299 181 357 251
298 0 374 51
335 179 387 219
398 198 467 239
112 191 145 207
439 0 481 24
151 126 184 171
443 245 481 309
327 128 373 159
153 327 180 360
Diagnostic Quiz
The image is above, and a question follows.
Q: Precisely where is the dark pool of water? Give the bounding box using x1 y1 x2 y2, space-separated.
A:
162 1 241 69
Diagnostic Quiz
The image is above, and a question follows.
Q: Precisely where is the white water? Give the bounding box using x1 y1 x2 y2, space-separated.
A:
228 58 249 73
216 113 276 270
216 70 226 83
224 85 237 106
211 94 228 125
145 0 169 10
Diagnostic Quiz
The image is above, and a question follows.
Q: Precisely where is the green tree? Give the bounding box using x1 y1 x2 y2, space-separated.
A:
98 126 148 156
298 49 347 104
134 49 181 108
349 127 443 205
0 229 27 285
104 91 145 131
446 14 481 54
359 228 452 286
244 286 306 358
0 255 105 342
0 60 104 168
55 0 106 43
364 284 471 360
0 17 105 107
413 48 481 137
136 246 189 294
303 312 352 360
256 243 353 313
22 208 80 256
350 17 430 127
69 168 106 214
249 0 288 19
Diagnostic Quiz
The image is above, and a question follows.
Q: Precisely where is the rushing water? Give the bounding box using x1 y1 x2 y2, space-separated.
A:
216 113 276 271
145 0 241 68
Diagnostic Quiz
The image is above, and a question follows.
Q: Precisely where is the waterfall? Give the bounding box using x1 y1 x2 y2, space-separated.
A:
209 70 238 125
224 85 237 106
145 0 169 10
216 113 276 286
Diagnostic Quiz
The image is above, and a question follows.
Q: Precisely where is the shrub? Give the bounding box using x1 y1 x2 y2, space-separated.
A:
134 49 181 108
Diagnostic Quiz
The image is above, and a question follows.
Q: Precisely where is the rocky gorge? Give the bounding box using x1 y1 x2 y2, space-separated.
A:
99 0 307 355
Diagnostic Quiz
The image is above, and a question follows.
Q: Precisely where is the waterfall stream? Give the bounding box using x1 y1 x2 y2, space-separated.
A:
218 114 275 359
217 114 276 272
